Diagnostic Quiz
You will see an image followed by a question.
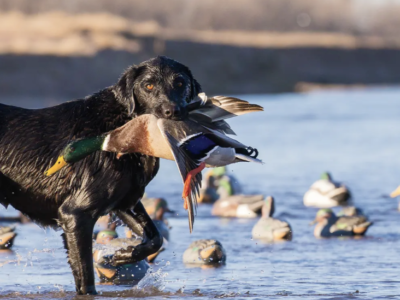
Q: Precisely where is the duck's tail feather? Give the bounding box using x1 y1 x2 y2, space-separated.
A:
235 146 263 164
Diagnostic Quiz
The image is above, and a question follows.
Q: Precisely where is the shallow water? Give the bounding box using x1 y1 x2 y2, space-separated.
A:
1 88 400 299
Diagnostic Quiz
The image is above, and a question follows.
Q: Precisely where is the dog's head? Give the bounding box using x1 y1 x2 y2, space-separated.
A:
114 56 202 120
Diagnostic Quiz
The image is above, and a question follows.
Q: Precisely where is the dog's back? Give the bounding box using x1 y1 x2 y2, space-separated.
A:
0 90 153 225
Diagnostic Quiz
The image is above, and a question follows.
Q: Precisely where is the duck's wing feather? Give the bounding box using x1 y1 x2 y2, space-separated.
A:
188 95 263 123
188 116 236 135
157 119 203 233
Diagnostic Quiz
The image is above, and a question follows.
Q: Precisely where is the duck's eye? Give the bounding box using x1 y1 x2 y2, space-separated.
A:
146 84 154 91
69 147 75 153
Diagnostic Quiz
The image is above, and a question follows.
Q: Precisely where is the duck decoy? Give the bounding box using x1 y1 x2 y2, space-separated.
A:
198 166 242 204
141 196 171 241
0 213 30 224
211 194 266 218
182 239 226 267
0 226 17 249
93 230 149 284
93 213 118 239
337 206 364 217
303 172 351 208
312 209 373 238
45 94 263 232
390 185 400 210
252 196 292 241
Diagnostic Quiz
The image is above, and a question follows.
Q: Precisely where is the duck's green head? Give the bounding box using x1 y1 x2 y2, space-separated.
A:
320 172 332 180
211 166 227 178
311 208 334 225
316 208 334 218
45 136 105 176
96 230 118 245
154 198 172 220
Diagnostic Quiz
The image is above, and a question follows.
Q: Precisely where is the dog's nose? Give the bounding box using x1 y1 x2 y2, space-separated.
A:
163 105 185 119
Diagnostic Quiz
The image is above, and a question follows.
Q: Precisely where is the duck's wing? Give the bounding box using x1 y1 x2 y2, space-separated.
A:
195 119 236 135
157 119 203 233
188 94 263 124
336 216 368 227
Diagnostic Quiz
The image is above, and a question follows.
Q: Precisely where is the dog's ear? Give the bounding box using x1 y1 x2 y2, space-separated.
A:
114 65 139 116
181 64 202 102
190 77 202 100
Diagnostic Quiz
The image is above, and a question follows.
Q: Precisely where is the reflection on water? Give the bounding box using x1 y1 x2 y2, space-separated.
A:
1 88 400 299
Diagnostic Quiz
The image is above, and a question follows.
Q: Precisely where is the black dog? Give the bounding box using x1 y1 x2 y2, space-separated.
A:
0 56 201 294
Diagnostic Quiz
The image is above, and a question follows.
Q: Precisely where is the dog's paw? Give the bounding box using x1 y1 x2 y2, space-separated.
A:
110 246 138 266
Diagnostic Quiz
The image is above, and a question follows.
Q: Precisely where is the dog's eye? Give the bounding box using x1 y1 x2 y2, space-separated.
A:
175 81 184 88
146 84 154 91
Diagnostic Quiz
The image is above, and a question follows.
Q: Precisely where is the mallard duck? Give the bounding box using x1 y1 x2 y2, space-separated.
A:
141 196 171 241
198 166 242 204
251 196 292 241
303 172 351 208
337 206 364 217
45 94 263 232
0 226 17 249
312 209 373 238
93 230 149 283
390 185 400 210
182 239 226 266
0 213 30 224
211 194 266 218
93 213 118 239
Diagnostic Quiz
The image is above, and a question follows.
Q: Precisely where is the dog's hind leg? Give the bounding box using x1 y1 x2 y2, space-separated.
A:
112 202 163 266
58 203 97 295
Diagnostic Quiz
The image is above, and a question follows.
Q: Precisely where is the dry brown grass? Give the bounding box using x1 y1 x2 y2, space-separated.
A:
2 11 400 56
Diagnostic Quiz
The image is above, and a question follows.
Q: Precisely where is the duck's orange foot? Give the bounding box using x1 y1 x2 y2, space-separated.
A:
182 162 206 210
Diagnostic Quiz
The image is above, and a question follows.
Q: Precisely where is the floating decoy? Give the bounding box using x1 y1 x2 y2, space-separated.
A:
199 166 242 204
337 206 364 217
141 196 171 241
303 172 351 208
182 239 226 266
0 213 30 224
0 226 17 249
390 185 400 210
252 196 292 241
211 194 266 218
93 230 149 284
45 94 263 232
312 209 373 238
93 213 118 239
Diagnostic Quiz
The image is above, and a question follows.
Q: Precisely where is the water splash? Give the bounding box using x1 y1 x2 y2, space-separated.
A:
136 261 170 292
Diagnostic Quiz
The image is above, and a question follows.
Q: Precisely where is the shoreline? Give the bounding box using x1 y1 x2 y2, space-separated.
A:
1 12 400 98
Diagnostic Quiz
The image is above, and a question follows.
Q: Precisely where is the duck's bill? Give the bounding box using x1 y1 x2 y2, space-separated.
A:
45 156 67 176
390 185 400 198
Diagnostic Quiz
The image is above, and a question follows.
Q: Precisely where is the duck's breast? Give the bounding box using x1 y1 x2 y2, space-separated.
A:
147 118 175 160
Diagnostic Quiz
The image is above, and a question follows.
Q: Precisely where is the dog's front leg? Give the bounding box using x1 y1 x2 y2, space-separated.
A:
58 203 97 295
112 202 163 266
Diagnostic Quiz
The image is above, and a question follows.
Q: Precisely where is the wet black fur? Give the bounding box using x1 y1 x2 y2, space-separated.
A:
0 56 201 294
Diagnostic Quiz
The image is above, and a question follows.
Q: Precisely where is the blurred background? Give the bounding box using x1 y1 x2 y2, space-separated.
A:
1 1 400 299
1 0 400 105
